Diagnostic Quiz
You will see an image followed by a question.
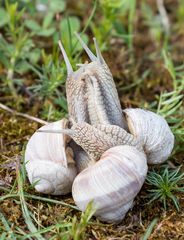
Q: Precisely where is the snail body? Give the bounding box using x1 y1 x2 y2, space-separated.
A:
59 33 127 129
50 121 143 170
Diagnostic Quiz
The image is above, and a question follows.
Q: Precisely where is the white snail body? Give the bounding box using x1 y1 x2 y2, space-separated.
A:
124 108 174 164
72 145 147 223
59 33 127 129
25 119 77 195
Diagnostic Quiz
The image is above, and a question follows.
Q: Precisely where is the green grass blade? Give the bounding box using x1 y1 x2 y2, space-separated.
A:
0 211 16 240
141 218 158 240
17 167 45 240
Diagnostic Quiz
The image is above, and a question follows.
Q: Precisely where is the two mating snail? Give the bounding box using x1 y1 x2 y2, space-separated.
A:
25 33 174 223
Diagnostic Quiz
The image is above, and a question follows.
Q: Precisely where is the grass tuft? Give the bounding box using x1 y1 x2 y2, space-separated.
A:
146 167 184 211
69 201 96 240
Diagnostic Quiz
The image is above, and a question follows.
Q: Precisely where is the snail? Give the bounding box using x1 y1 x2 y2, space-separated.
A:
24 33 174 223
123 108 174 164
37 122 148 223
25 119 77 195
24 117 145 199
25 34 128 195
72 145 147 223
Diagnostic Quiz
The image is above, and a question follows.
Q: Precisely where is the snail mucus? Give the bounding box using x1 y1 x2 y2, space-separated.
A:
25 33 174 223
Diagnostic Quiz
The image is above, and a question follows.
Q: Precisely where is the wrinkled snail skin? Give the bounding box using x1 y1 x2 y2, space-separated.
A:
25 119 77 195
72 145 148 223
84 61 127 128
59 34 127 129
66 73 89 123
56 121 143 171
59 40 90 123
68 140 94 173
123 108 175 164
75 33 127 129
94 124 143 151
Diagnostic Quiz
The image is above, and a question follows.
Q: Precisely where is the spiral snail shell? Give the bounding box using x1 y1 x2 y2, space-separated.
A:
72 145 147 222
25 119 77 195
124 108 174 164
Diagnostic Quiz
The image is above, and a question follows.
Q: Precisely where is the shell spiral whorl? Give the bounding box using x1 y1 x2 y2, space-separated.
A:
124 108 174 164
72 145 148 222
25 119 77 195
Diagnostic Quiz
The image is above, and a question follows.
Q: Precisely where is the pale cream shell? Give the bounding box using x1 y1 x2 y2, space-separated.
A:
25 119 77 195
72 145 147 223
124 108 174 164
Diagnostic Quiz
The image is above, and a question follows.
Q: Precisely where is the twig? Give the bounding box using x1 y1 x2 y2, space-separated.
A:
156 0 170 36
0 103 48 125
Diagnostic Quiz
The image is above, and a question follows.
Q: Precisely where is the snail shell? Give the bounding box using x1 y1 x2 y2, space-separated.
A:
25 119 77 195
72 145 147 223
124 108 174 164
